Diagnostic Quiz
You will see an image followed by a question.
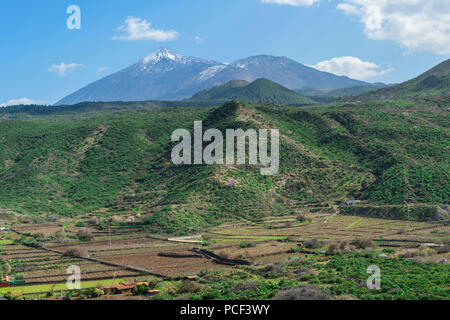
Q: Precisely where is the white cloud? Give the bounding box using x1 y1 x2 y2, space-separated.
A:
113 17 179 41
309 56 393 80
194 35 204 44
337 0 450 54
0 98 45 107
48 62 84 77
262 0 320 6
97 67 108 75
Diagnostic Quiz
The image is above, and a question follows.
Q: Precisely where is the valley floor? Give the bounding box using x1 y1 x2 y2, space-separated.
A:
0 211 448 300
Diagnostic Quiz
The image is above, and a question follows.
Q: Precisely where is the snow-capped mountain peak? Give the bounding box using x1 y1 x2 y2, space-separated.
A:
56 50 369 105
142 47 184 64
199 64 228 81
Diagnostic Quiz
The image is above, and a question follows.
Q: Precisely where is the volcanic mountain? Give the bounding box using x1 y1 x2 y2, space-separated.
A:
56 48 368 105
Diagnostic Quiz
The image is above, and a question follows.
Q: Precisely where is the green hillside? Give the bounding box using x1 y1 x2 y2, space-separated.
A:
190 80 250 100
0 100 448 234
0 100 224 121
327 85 387 97
296 85 387 102
188 79 315 105
362 59 450 101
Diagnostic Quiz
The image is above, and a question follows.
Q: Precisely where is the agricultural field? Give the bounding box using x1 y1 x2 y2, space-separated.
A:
0 98 448 301
0 209 448 300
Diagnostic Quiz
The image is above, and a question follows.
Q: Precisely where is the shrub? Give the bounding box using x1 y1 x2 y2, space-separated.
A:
304 238 321 249
1 262 11 274
33 232 45 239
296 214 311 223
16 236 40 248
233 281 259 291
400 246 435 259
177 280 203 294
174 296 191 300
327 243 340 255
294 267 313 277
272 285 329 300
77 229 94 241
218 252 230 260
353 238 373 249
109 216 121 224
259 263 284 278
89 216 99 225
81 288 104 298
399 251 418 259
133 283 149 296
93 288 104 297
124 216 135 225
417 246 436 257
63 248 88 258
147 279 160 290
239 241 256 248
339 241 349 251
55 230 65 242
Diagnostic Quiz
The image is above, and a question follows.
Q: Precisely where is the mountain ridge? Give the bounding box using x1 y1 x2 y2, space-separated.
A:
55 48 369 105
360 59 450 100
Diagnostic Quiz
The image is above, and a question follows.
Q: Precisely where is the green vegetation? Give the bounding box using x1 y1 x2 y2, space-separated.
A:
296 84 387 102
0 98 448 233
360 59 450 101
341 205 438 222
189 80 250 100
315 252 449 300
188 79 315 105
0 278 132 295
151 252 449 300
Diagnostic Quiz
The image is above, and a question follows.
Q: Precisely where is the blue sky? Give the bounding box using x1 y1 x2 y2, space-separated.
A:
0 0 449 105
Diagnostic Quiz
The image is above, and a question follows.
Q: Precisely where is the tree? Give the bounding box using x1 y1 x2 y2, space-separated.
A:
77 229 94 241
55 230 65 242
89 216 99 225
2 262 11 274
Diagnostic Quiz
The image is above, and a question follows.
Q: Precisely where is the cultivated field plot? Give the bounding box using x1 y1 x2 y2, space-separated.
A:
100 251 226 277
49 237 230 277
13 224 63 237
48 237 170 252
206 213 449 242
0 240 144 287
1 210 448 300
204 213 450 264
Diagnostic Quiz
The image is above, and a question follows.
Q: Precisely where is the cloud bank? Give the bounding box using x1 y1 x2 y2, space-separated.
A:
48 62 84 77
0 98 45 107
337 0 450 54
262 0 320 6
309 56 393 80
113 17 179 42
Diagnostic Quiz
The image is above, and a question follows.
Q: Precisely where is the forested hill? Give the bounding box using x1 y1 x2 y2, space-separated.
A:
0 100 447 233
188 79 315 105
361 59 450 101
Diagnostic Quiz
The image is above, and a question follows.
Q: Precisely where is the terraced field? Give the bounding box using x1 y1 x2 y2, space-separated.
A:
203 213 449 265
0 209 448 300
